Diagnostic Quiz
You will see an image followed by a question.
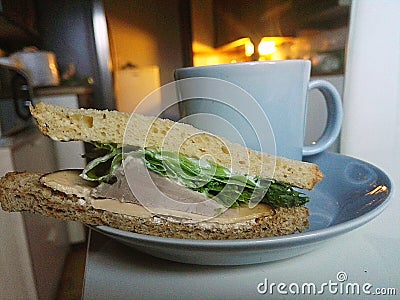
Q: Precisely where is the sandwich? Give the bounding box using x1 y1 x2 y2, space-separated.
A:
0 102 324 240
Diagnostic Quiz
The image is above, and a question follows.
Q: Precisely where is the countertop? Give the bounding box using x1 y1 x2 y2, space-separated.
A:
33 85 93 97
83 196 400 299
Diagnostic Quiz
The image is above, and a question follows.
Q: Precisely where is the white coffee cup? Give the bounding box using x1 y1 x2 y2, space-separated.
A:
174 60 343 160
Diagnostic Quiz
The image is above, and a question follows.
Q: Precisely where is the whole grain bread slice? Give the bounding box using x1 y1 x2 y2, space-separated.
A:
30 102 323 190
0 172 309 240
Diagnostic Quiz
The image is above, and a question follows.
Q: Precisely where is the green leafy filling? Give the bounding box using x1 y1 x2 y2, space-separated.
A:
81 143 309 209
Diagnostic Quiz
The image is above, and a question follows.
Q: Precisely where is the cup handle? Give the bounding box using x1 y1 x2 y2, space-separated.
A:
303 80 343 156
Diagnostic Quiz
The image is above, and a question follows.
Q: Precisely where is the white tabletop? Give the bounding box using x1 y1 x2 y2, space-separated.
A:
83 196 399 300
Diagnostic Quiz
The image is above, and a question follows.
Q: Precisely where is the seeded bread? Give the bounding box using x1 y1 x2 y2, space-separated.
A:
30 102 323 189
0 172 309 240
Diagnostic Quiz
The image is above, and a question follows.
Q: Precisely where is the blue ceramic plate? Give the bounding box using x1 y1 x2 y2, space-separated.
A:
94 152 393 265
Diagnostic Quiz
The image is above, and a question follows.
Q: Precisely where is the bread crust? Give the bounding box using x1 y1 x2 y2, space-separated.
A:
0 172 309 240
30 102 324 190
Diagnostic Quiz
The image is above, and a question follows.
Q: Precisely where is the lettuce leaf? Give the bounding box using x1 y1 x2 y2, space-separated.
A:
80 143 122 182
80 143 309 209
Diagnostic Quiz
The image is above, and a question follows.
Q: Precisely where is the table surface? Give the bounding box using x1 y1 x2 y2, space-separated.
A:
83 195 400 300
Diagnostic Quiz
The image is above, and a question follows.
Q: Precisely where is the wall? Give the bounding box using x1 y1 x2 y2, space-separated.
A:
213 0 349 47
191 0 214 49
34 0 188 111
104 0 184 86
35 0 114 109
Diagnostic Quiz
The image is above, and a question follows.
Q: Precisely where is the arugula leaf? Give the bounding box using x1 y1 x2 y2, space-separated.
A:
80 143 122 182
80 144 310 208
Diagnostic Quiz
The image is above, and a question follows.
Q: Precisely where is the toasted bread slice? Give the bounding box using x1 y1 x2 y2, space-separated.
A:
0 172 309 240
30 102 323 189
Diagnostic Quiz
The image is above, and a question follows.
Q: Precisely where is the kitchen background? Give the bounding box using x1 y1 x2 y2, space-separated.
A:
0 1 351 299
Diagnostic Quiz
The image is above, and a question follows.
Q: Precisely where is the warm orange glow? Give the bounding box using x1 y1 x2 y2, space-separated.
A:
192 38 254 66
257 37 294 60
366 185 388 195
258 40 276 56
245 40 255 57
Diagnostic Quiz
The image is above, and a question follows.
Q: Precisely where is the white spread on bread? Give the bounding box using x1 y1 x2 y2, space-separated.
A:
40 169 275 224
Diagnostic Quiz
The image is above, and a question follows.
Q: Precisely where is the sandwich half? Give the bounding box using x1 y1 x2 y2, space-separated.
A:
0 102 324 240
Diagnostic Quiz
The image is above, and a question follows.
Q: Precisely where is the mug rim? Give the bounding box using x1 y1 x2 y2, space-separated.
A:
175 59 311 72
